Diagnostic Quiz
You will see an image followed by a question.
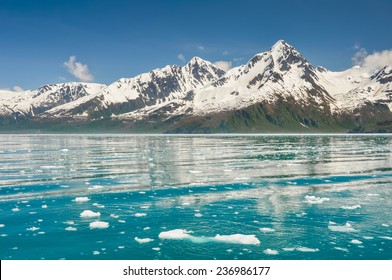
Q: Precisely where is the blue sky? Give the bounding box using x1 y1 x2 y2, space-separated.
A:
0 0 391 90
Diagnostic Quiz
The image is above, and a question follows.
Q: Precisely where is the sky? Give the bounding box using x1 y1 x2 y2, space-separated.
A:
0 0 391 91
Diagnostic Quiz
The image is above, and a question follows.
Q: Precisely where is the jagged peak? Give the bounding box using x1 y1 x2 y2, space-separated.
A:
186 56 212 67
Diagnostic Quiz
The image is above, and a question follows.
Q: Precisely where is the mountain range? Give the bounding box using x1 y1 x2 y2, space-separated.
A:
1 40 392 133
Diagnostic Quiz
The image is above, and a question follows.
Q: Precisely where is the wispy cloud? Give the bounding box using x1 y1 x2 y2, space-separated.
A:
213 61 233 72
64 56 94 82
352 48 392 73
177 53 186 63
197 45 205 52
352 48 368 66
0 85 25 92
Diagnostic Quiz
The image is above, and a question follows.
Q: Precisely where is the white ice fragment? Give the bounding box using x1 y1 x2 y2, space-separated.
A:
93 203 105 208
379 236 392 240
259 227 275 233
89 221 109 229
134 237 154 244
188 170 202 174
12 207 20 212
26 227 40 231
88 185 103 190
304 195 330 204
134 213 147 217
37 231 45 235
80 210 101 218
118 220 126 223
363 236 374 240
64 221 75 225
214 234 260 245
296 247 319 253
328 222 358 233
65 226 77 231
350 239 363 245
282 248 296 252
93 251 100 255
41 205 48 209
159 229 192 240
152 247 161 251
0 224 4 228
341 205 361 210
381 224 389 227
74 197 90 203
263 249 279 255
334 247 349 252
118 246 125 249
194 213 203 217
143 227 151 231
110 214 119 219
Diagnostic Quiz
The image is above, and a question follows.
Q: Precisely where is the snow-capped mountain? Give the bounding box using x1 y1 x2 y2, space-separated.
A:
1 40 392 132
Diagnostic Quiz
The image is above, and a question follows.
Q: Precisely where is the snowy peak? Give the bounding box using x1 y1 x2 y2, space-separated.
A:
371 66 392 84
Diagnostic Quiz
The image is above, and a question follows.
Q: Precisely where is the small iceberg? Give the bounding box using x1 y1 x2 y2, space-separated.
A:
74 197 90 203
134 237 154 244
328 222 358 233
80 210 101 218
89 221 109 229
304 195 330 204
263 249 279 255
340 205 361 210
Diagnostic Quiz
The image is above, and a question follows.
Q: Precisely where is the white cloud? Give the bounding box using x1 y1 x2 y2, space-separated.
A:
362 49 392 72
352 48 368 66
222 51 229 56
64 56 94 82
177 53 185 63
213 61 233 72
197 45 205 52
12 86 24 92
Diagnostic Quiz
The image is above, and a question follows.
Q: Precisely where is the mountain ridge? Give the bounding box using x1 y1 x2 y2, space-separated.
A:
1 40 392 133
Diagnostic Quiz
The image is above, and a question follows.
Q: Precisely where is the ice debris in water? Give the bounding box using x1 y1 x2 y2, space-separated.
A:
12 207 20 212
282 247 319 253
341 205 361 210
26 227 40 231
158 229 260 245
134 237 154 244
65 226 77 231
74 197 90 203
304 195 330 204
263 249 279 255
89 221 109 229
259 227 275 233
350 239 362 245
379 236 392 241
334 247 349 252
328 222 358 232
0 224 4 228
41 205 48 209
80 210 101 218
88 185 103 190
134 213 147 217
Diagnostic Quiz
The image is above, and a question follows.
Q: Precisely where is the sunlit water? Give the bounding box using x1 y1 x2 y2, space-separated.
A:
0 134 391 260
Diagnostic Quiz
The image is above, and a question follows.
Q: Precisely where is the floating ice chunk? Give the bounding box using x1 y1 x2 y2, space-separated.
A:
188 170 202 174
0 224 4 228
282 248 296 252
118 246 125 249
381 224 389 227
12 207 20 212
328 222 358 233
304 195 330 204
26 227 40 231
379 236 392 241
88 185 103 190
341 205 361 210
194 213 203 217
89 221 109 229
366 193 379 196
143 227 151 231
1 234 7 237
37 231 45 235
214 234 260 245
264 249 279 255
159 229 192 240
93 251 100 255
334 247 349 252
41 205 48 209
152 247 160 251
134 213 147 217
74 197 90 203
110 214 119 219
93 203 105 208
118 220 126 223
363 236 374 240
64 221 75 225
80 210 101 218
350 239 362 245
296 247 319 253
65 226 77 231
134 237 154 244
259 227 275 233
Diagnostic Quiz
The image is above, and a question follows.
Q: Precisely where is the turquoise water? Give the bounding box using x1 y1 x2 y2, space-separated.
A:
0 134 391 260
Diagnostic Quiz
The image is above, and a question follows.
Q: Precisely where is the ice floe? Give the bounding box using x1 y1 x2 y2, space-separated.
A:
334 247 349 252
93 251 100 255
194 213 203 217
304 195 330 204
12 207 20 212
89 221 109 229
350 239 363 245
259 227 275 233
328 222 358 233
341 205 361 210
74 197 90 203
263 249 279 255
80 210 101 218
283 247 319 253
134 213 147 217
41 205 48 209
152 247 160 251
158 229 260 245
0 224 4 228
65 226 77 231
134 237 154 244
379 236 392 241
88 185 103 190
93 203 105 208
26 227 40 231
110 214 119 219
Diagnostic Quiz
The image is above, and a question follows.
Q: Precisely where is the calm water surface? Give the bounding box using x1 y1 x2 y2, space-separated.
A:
0 134 391 259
